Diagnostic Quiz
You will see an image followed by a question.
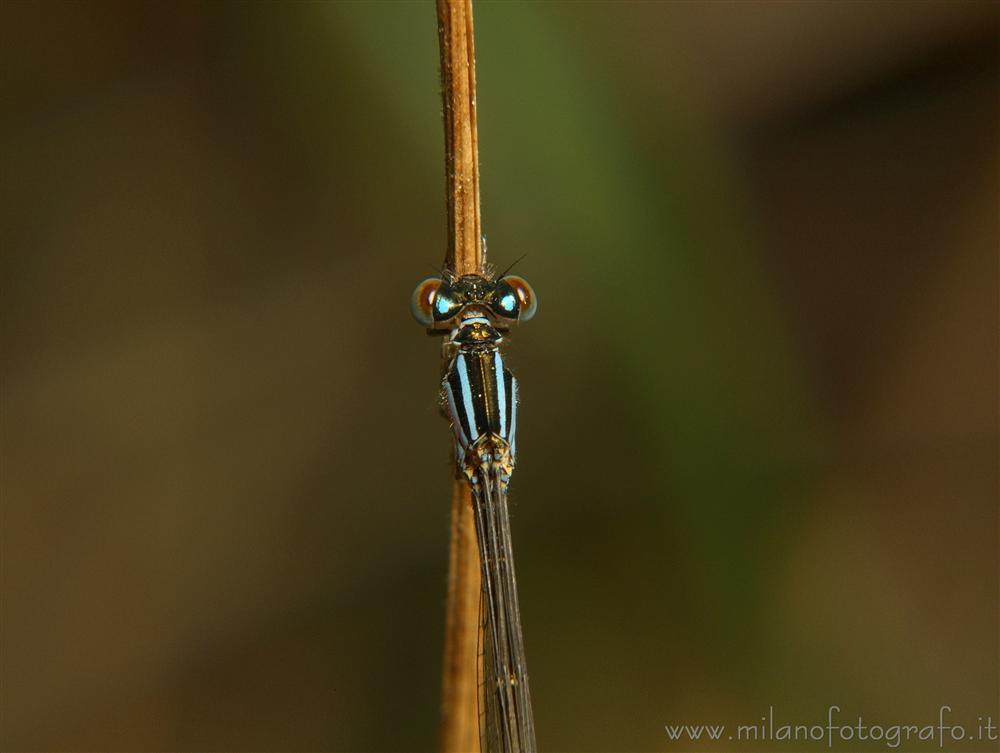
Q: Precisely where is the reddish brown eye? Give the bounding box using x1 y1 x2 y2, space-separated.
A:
411 278 442 326
501 275 537 321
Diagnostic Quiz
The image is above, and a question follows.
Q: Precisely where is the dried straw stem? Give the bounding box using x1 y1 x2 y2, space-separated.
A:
437 1 483 751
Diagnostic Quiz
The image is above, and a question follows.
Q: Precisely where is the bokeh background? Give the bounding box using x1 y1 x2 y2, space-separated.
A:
2 2 998 751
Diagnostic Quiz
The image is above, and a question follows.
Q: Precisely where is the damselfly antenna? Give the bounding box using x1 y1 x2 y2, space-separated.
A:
495 252 528 281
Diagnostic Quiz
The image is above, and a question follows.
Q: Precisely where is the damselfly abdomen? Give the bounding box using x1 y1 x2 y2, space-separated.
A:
412 271 538 753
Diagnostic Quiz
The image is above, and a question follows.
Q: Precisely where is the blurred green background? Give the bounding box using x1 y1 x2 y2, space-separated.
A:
2 2 997 751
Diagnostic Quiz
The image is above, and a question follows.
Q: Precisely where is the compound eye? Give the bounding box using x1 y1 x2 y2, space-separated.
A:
410 278 442 326
499 275 537 321
491 279 520 320
432 284 462 322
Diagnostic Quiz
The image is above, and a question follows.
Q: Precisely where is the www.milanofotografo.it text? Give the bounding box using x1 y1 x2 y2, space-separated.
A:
664 706 998 749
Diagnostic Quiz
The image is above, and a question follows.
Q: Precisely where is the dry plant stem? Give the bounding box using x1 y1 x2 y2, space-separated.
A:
437 1 484 752
438 0 482 276
441 480 482 752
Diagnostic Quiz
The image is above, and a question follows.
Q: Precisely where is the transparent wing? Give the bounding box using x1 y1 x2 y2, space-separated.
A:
472 458 536 753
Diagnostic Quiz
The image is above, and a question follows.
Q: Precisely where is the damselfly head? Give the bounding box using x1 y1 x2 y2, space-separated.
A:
410 273 537 328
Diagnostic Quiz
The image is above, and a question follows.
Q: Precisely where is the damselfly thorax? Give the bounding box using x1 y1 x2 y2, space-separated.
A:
443 315 516 484
412 271 538 753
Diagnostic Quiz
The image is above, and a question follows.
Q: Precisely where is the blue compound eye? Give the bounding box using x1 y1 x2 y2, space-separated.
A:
412 278 463 325
411 278 450 325
432 286 461 322
432 289 458 322
492 280 520 319
494 275 537 322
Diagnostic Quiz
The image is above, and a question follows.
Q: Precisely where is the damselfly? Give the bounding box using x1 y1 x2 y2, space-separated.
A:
412 269 538 753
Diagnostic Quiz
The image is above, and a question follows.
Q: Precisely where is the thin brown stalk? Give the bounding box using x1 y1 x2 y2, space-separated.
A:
438 0 482 278
436 1 483 752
